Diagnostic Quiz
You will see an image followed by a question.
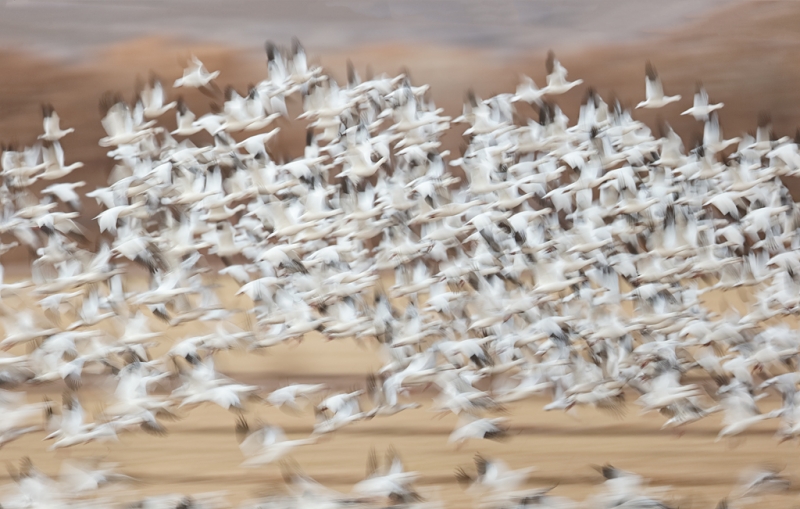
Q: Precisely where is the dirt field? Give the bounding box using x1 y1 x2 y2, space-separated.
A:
0 279 795 508
1 0 800 506
5 388 796 508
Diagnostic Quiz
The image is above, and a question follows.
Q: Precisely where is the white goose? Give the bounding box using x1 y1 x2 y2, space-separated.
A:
448 416 508 447
267 383 327 412
543 51 583 95
456 454 536 496
636 62 681 109
173 55 221 92
681 83 723 121
44 392 119 450
38 104 74 141
512 75 546 106
236 417 318 466
716 382 781 441
141 75 177 119
99 99 156 147
40 141 84 180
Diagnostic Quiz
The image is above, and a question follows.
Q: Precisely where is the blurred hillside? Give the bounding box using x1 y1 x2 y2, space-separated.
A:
0 0 798 265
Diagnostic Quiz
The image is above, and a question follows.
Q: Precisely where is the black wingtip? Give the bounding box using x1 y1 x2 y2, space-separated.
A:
645 61 657 81
347 60 357 86
467 89 478 108
265 41 277 62
235 415 250 443
224 85 236 101
99 91 124 116
758 111 772 128
141 421 168 437
65 373 82 391
484 427 509 441
546 50 556 74
539 101 554 126
597 463 619 479
366 447 378 477
62 390 76 410
176 96 187 114
584 87 597 105
19 457 32 478
366 373 378 395
474 453 488 476
455 467 473 487
292 37 303 55
149 70 161 87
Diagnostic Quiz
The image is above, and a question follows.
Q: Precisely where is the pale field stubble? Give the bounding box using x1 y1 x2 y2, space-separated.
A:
0 276 796 508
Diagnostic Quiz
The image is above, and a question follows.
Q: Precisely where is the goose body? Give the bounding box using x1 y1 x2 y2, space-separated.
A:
636 62 681 109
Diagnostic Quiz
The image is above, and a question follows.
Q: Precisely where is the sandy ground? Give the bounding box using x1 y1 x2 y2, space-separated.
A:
3 390 796 508
0 279 796 507
0 1 800 505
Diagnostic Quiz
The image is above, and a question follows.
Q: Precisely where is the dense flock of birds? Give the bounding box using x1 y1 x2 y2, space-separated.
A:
1 39 800 509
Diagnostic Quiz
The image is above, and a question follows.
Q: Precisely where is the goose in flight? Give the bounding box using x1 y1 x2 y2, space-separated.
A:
40 141 84 180
0 391 47 448
703 112 740 154
99 96 156 147
681 83 723 121
42 181 86 211
288 38 322 85
352 447 421 503
171 355 260 411
448 416 509 447
267 383 327 412
235 416 318 466
173 55 221 95
314 390 376 434
172 98 205 136
455 453 536 495
732 467 791 499
636 62 681 109
140 75 177 119
0 311 59 351
44 391 119 450
58 459 134 495
512 75 546 106
38 104 74 141
716 382 782 441
366 373 420 416
543 51 583 95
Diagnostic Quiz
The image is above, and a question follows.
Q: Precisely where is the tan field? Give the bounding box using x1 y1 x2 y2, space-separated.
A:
0 277 795 508
4 388 796 508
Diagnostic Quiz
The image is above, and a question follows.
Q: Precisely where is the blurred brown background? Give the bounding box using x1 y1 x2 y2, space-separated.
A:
2 1 800 249
4 0 797 184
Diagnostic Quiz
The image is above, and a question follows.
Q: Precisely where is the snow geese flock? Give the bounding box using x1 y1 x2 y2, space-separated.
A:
0 39 800 509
